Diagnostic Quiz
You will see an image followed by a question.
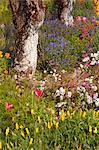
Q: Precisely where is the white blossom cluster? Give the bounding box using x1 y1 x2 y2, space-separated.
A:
80 51 99 69
77 76 99 107
55 87 65 101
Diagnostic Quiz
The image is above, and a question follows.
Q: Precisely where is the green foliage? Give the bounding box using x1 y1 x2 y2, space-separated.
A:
0 0 12 48
0 0 12 24
0 85 98 149
73 0 94 18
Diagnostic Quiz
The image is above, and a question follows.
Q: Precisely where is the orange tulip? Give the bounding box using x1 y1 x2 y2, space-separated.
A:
5 53 10 58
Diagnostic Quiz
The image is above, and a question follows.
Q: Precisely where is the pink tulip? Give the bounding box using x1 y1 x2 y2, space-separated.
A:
82 17 88 23
5 102 13 111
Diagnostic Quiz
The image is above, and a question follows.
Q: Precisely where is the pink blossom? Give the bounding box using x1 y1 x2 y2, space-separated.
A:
84 63 90 68
82 56 90 62
5 102 13 111
35 88 42 97
82 17 88 23
92 17 97 24
67 91 72 98
75 16 82 22
83 82 91 90
82 53 88 58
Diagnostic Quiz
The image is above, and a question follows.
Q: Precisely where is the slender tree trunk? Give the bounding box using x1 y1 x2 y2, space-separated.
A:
9 0 45 79
58 0 74 26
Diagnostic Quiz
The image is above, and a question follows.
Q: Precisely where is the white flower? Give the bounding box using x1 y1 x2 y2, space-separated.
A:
85 78 89 82
55 76 57 82
55 102 67 108
62 69 66 73
86 95 93 104
80 64 83 68
56 89 60 97
93 93 98 99
82 56 90 62
90 61 96 65
94 53 98 60
60 95 64 101
94 98 99 107
90 53 94 57
53 69 56 73
97 60 99 65
89 78 93 84
53 73 56 77
80 93 84 97
67 91 72 98
81 86 86 93
59 87 65 95
59 75 61 78
90 76 94 79
90 58 96 65
92 86 97 91
44 70 47 73
58 78 61 81
50 71 53 74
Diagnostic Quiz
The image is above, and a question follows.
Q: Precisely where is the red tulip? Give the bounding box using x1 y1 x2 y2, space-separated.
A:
5 102 13 110
35 88 42 97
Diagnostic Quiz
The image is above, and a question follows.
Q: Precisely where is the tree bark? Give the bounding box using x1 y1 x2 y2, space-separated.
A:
9 0 45 78
58 0 74 26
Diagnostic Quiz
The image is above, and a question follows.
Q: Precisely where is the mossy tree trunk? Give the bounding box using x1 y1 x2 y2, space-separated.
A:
58 0 74 26
9 0 45 79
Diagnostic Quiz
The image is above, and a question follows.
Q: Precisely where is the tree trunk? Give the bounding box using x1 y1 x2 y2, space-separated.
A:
58 0 74 26
9 0 45 79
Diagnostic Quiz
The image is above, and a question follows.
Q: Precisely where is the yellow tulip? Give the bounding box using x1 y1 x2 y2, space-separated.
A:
89 126 92 133
93 127 97 134
31 109 34 115
56 122 59 129
20 125 24 129
48 121 52 129
60 109 65 121
10 141 14 147
21 130 25 138
80 109 82 117
0 141 2 149
6 127 9 136
82 111 86 118
0 51 3 58
25 128 30 135
6 143 10 149
29 138 33 145
38 116 41 123
36 127 39 133
67 111 70 117
15 123 19 130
